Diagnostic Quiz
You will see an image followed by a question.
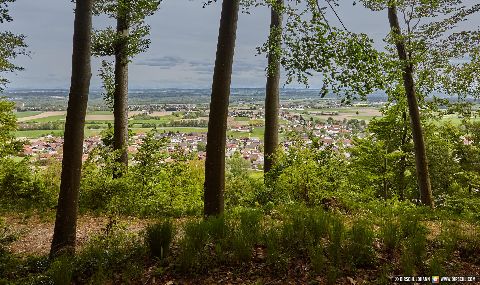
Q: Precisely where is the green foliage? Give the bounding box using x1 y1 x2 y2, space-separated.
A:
177 209 263 273
257 0 384 99
265 134 348 206
399 215 428 274
98 60 115 110
80 133 204 216
225 152 262 208
74 225 146 284
345 219 376 269
145 220 174 260
177 218 211 272
380 215 401 254
0 10 28 91
0 158 58 209
0 99 22 157
92 0 160 58
47 255 74 285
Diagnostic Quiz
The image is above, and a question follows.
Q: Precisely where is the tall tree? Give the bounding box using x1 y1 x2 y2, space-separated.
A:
359 0 480 207
50 0 93 258
387 4 433 207
204 0 240 217
93 0 160 175
264 0 283 174
113 1 129 170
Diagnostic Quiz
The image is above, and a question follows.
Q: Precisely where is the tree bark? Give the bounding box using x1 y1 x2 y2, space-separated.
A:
264 0 283 174
387 5 434 207
263 0 283 174
204 0 240 217
398 110 408 201
50 0 93 258
113 3 129 174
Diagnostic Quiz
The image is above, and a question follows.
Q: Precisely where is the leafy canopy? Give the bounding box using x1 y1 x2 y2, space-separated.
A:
0 0 27 92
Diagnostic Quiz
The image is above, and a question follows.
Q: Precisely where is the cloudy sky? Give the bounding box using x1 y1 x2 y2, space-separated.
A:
2 0 478 89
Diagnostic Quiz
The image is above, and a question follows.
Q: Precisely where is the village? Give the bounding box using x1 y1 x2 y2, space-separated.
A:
19 105 367 170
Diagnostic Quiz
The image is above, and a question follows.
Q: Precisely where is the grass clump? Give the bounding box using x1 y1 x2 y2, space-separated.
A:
345 219 376 269
176 218 212 273
74 225 146 284
379 215 401 255
145 220 174 260
399 215 428 275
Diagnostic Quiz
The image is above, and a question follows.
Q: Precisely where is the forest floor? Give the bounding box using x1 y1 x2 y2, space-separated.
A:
4 211 480 285
5 212 150 256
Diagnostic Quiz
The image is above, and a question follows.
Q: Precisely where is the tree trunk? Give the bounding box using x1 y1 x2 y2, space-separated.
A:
50 0 93 258
398 110 408 201
264 0 283 174
113 4 129 175
387 5 434 207
204 0 240 217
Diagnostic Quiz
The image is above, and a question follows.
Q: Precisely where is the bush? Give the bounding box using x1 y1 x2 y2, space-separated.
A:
145 220 174 260
74 226 146 284
48 255 74 285
0 158 58 209
380 215 401 254
399 215 428 274
80 144 204 217
345 219 376 269
177 219 211 273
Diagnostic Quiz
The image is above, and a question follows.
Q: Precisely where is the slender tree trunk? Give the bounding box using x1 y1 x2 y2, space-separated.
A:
204 0 240 217
50 0 93 258
398 110 408 201
113 4 129 175
264 0 283 174
387 5 434 207
383 150 388 200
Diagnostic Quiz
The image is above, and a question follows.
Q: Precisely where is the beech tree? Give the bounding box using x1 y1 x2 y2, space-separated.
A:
359 0 480 207
204 0 240 217
92 0 160 174
50 0 93 257
264 0 283 174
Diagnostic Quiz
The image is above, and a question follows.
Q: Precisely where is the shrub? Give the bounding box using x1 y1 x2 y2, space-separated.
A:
176 219 210 273
228 209 262 262
263 226 289 273
345 219 376 269
48 255 74 285
74 226 146 284
145 220 174 260
380 216 401 254
399 215 428 274
0 158 58 209
327 215 344 268
308 245 326 274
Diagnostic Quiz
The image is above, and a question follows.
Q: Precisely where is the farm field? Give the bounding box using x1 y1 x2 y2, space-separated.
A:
14 111 42 118
13 107 383 139
289 107 382 122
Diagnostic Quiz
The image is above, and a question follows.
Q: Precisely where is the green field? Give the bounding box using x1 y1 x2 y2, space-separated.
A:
15 130 64 138
437 114 480 125
25 107 479 140
228 126 265 139
88 111 113 115
24 115 67 123
234 117 250 121
15 111 42 118
132 127 208 134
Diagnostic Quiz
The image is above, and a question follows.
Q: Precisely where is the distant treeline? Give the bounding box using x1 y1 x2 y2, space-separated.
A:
18 121 65 131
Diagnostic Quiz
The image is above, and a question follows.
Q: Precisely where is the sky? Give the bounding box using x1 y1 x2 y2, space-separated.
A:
2 0 478 89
